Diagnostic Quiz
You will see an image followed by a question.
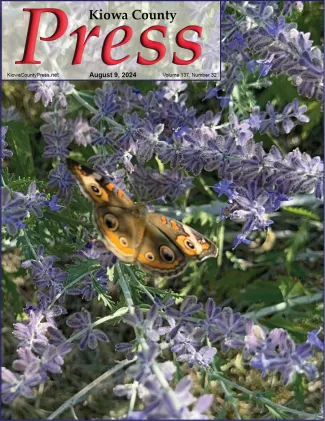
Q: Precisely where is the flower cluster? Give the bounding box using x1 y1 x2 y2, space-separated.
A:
2 308 73 403
1 181 62 235
26 81 74 108
27 74 323 246
217 1 323 104
112 296 321 418
2 243 110 403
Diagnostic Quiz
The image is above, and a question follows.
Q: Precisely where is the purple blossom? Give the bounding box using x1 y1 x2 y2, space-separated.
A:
249 328 318 384
176 344 217 369
1 126 13 159
179 129 212 175
42 126 73 159
133 123 164 165
126 374 213 420
26 82 59 107
55 81 75 108
73 115 96 147
48 163 76 203
208 307 247 352
274 149 323 199
213 179 236 200
247 18 323 101
115 112 142 151
2 363 45 403
22 245 68 303
66 309 109 350
2 186 27 235
13 309 53 352
41 343 72 373
13 182 47 218
74 240 117 269
123 306 161 342
157 136 185 169
160 81 188 101
307 329 323 351
67 269 108 302
171 325 205 355
222 113 253 145
91 83 120 125
167 296 203 319
130 166 193 202
224 182 289 247
47 195 63 211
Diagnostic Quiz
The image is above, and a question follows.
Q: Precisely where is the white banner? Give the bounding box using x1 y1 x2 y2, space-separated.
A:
2 1 221 81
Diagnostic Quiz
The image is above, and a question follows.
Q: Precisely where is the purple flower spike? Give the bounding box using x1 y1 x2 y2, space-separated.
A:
1 126 13 159
48 163 75 204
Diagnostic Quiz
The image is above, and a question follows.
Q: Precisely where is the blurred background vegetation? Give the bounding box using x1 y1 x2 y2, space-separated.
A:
2 2 323 419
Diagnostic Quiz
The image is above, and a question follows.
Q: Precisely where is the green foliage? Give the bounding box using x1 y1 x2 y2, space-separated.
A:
2 271 23 315
285 220 309 275
282 206 321 222
5 121 36 178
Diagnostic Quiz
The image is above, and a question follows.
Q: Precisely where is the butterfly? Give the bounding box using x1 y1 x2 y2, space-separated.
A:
68 159 218 278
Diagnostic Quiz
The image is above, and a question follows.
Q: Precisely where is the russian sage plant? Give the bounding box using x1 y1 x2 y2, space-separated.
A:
1 1 323 419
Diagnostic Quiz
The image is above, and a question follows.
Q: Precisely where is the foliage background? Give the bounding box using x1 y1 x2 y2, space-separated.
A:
1 1 324 419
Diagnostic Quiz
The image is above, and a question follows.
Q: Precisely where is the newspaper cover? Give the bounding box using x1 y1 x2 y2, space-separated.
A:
1 1 324 420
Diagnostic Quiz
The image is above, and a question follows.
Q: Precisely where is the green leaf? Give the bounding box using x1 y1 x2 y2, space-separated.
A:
2 271 23 315
236 279 283 306
91 274 114 309
278 276 305 300
5 121 35 178
265 404 286 419
65 259 101 285
282 206 320 221
285 220 309 274
292 374 306 408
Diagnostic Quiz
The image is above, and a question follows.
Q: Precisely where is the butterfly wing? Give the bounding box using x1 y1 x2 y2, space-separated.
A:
68 159 134 208
136 220 188 278
68 159 146 262
148 213 218 262
68 159 217 275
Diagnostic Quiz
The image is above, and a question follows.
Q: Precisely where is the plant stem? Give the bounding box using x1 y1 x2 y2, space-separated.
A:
47 359 135 420
245 291 323 319
116 263 135 313
125 265 156 303
67 307 128 343
197 175 216 199
22 229 39 260
48 272 93 310
70 406 79 420
71 89 96 113
211 372 322 419
128 381 139 414
220 380 242 419
115 263 181 415
215 220 225 281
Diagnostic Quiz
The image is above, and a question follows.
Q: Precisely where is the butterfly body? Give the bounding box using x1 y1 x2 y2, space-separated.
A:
68 159 218 278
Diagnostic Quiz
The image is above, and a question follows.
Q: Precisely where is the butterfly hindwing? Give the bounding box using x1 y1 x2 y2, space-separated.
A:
148 213 218 262
136 221 188 278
